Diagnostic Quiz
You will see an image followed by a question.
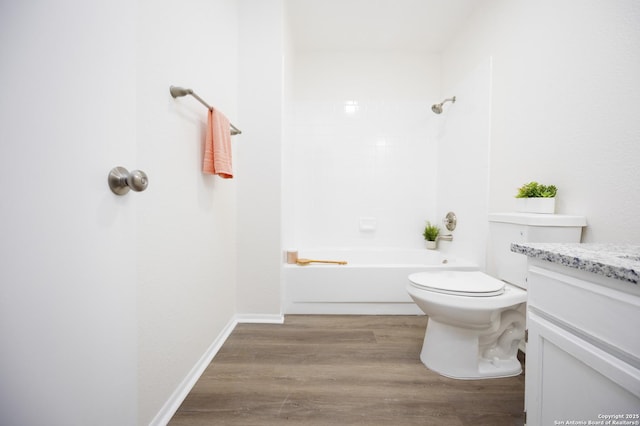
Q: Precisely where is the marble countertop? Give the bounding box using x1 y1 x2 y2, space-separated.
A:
511 243 640 284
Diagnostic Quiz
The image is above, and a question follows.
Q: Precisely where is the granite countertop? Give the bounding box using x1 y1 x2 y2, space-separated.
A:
511 243 640 285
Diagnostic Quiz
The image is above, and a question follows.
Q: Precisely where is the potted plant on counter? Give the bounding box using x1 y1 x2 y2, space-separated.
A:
515 181 557 214
423 221 440 250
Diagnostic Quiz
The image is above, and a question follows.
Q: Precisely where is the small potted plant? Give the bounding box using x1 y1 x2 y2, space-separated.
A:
515 181 557 214
423 221 440 250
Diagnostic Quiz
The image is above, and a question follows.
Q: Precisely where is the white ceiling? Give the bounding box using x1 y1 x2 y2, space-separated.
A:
285 0 478 52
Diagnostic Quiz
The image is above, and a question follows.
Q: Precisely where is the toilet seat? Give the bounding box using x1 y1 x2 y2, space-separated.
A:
408 271 505 297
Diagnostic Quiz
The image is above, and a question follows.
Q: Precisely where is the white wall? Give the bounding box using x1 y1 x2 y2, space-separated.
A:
286 52 442 249
435 58 493 267
136 0 239 423
443 0 640 242
1 0 240 424
0 1 138 424
282 3 296 255
236 0 285 318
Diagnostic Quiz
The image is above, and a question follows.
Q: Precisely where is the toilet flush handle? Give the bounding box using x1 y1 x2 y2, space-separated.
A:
108 166 149 195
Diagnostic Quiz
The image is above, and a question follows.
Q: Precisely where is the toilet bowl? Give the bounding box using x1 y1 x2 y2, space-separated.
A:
406 212 587 379
407 271 526 379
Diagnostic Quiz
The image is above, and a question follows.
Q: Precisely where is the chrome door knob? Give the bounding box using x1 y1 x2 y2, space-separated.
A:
126 169 149 192
108 167 149 195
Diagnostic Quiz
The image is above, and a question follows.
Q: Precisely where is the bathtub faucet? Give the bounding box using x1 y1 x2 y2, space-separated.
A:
437 234 453 242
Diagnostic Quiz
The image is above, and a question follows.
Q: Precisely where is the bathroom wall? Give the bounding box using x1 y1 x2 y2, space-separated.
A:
136 0 239 423
442 0 640 242
0 1 138 424
236 0 285 318
435 58 493 267
285 52 442 250
1 0 240 424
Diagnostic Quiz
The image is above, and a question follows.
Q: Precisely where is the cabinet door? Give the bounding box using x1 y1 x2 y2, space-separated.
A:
526 311 640 425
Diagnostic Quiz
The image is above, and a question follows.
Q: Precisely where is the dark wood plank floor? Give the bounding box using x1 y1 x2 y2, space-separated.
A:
169 315 525 426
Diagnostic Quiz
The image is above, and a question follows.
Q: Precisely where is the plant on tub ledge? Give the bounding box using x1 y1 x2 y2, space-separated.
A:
515 181 558 214
423 221 440 250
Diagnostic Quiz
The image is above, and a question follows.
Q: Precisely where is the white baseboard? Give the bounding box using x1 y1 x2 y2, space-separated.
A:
235 313 285 324
150 313 285 425
149 316 238 426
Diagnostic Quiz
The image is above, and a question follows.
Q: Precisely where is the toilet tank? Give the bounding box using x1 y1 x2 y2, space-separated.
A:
487 213 587 289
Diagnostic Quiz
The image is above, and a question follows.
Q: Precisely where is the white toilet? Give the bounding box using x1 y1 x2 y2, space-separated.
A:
407 213 586 379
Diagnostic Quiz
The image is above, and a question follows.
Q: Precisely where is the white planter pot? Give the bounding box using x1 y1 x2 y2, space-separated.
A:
515 197 556 214
425 240 437 250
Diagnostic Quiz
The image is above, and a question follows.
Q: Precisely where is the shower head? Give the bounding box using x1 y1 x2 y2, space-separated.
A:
431 96 456 114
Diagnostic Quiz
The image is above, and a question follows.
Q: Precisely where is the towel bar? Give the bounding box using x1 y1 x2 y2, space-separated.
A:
169 86 242 135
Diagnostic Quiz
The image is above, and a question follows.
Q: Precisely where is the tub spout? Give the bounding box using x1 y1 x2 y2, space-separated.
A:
437 234 453 242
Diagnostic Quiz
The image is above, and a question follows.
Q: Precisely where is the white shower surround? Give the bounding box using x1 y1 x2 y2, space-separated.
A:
288 99 438 249
282 54 492 313
284 54 492 265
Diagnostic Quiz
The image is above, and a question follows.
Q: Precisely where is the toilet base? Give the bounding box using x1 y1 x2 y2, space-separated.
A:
420 318 522 380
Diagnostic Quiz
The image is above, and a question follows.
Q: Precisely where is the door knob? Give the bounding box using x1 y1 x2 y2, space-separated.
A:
108 167 149 195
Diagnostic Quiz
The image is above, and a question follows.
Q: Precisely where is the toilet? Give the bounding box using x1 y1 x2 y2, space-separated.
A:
407 213 587 379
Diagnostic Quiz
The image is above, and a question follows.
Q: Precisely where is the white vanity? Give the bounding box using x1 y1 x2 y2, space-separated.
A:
512 243 640 426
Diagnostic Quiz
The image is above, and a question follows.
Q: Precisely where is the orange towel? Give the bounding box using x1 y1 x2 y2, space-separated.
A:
203 108 233 178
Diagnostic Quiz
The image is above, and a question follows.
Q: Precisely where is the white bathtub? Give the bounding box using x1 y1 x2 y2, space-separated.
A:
283 248 478 315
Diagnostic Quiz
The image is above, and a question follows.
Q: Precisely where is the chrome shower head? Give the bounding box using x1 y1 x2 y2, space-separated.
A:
431 96 456 114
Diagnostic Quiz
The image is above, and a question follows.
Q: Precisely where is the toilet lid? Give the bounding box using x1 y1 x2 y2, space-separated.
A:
408 271 505 297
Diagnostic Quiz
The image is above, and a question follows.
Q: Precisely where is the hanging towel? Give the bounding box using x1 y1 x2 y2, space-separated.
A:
203 108 233 178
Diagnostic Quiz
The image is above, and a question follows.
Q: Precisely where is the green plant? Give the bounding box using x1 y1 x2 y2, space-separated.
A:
515 181 557 198
423 221 440 241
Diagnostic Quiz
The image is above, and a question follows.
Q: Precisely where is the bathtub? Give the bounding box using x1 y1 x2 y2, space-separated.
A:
283 248 478 315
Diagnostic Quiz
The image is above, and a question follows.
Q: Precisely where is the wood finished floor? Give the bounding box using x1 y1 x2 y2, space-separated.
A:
169 315 525 426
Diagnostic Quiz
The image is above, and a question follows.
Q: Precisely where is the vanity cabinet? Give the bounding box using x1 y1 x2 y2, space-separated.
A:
524 261 640 425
